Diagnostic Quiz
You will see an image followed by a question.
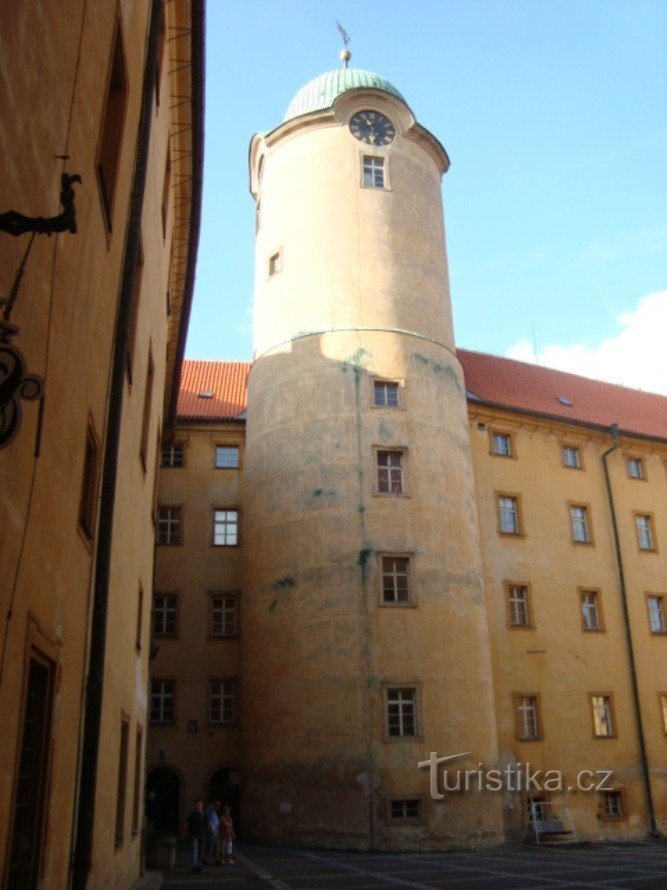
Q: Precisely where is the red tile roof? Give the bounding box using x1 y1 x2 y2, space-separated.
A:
458 349 667 441
177 353 667 441
177 360 251 420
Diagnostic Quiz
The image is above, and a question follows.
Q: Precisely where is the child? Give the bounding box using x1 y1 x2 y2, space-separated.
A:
219 804 236 864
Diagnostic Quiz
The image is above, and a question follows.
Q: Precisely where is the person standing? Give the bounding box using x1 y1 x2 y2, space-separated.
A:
185 799 206 872
204 800 221 864
220 805 236 864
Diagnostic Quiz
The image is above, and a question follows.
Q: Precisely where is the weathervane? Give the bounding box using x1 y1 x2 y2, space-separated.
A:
336 21 351 68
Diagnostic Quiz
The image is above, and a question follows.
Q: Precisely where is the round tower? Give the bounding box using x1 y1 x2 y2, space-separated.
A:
242 66 502 850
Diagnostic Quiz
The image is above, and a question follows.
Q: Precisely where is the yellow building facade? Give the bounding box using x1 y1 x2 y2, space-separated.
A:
0 1 203 887
150 64 666 850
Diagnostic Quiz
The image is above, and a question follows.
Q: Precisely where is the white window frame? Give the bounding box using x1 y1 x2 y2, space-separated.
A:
208 679 236 724
498 496 520 535
508 584 530 627
591 694 615 738
562 445 581 469
381 556 411 604
385 686 419 739
215 445 239 469
635 514 655 551
492 433 512 457
647 595 666 633
570 505 591 544
373 380 400 408
210 593 239 637
516 694 540 740
152 593 178 637
376 449 405 495
150 679 175 724
156 506 182 545
213 509 239 546
161 443 184 468
581 591 601 631
362 155 385 189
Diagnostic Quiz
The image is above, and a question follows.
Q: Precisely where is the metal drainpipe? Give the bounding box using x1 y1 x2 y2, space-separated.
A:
70 1 165 886
601 423 659 837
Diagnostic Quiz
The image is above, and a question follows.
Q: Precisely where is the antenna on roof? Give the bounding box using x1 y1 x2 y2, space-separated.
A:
336 20 351 68
531 324 539 365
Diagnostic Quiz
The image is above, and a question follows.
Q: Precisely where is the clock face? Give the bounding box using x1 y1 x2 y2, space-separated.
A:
349 110 395 146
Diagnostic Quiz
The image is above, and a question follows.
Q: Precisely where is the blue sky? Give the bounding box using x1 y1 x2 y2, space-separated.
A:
186 0 667 392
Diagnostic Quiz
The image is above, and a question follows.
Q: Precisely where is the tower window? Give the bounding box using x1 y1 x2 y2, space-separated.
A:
507 583 531 627
569 504 593 544
513 693 542 740
384 686 419 738
580 590 602 631
497 494 523 536
376 450 404 494
268 250 282 276
374 380 399 408
362 155 385 188
381 556 411 604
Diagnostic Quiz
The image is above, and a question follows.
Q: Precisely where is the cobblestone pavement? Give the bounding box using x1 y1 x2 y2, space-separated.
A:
159 840 667 889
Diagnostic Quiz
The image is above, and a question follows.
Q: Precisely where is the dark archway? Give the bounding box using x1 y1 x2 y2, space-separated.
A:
208 767 241 834
146 766 180 834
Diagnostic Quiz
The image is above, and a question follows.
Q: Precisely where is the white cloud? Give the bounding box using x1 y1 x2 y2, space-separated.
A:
505 291 667 395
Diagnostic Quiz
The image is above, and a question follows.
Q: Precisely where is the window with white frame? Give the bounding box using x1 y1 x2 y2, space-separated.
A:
498 495 520 535
374 380 399 408
213 509 238 546
570 505 591 543
507 584 530 627
381 557 411 604
208 679 236 724
635 514 655 551
515 694 541 740
376 450 404 494
210 593 238 637
161 443 184 468
591 694 615 737
562 445 581 468
580 591 601 631
600 790 626 820
152 594 178 637
156 506 182 545
647 595 666 633
385 687 418 738
215 445 239 469
492 432 513 457
150 680 174 724
363 155 385 188
627 457 645 479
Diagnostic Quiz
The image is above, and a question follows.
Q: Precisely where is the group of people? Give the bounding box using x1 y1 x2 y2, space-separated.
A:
186 799 235 872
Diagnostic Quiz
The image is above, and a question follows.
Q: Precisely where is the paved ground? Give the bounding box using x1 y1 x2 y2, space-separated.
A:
158 840 667 889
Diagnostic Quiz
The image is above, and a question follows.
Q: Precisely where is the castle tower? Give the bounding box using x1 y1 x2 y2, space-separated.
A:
242 66 503 849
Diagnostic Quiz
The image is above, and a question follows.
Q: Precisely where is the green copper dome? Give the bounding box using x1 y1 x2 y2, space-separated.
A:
283 68 406 122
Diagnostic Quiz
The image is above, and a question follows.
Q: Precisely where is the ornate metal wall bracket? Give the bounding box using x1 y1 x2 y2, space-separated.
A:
0 173 82 237
0 323 44 449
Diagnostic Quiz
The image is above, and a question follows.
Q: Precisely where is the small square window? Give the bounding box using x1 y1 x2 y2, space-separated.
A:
381 556 412 604
600 790 626 821
150 679 175 724
213 509 239 546
161 443 184 468
590 694 615 738
385 686 419 739
268 251 282 276
569 504 592 544
497 494 522 536
208 679 236 724
646 595 666 634
627 457 645 479
389 798 422 821
374 381 399 408
376 450 405 494
156 506 182 545
513 693 542 740
635 514 656 551
363 155 385 188
580 590 602 631
152 594 178 637
491 432 513 457
562 445 581 469
507 584 531 627
215 445 239 469
210 593 239 637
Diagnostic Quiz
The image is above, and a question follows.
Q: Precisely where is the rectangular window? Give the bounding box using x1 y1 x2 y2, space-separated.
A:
150 680 175 724
135 585 144 652
498 495 521 535
627 457 645 479
79 418 100 541
156 506 182 545
139 349 155 472
389 798 421 820
161 144 171 238
126 237 143 383
132 728 142 834
514 693 541 740
363 155 385 188
374 381 399 408
268 250 282 276
590 694 615 738
155 3 166 104
385 687 418 738
213 509 239 546
161 443 184 468
115 718 130 846
635 514 656 551
97 18 128 230
152 594 178 637
570 504 592 544
491 432 513 457
507 584 531 627
580 590 602 631
647 595 666 633
660 694 667 734
600 790 626 821
381 557 411 604
208 679 236 724
562 445 581 468
210 593 239 637
215 445 240 468
376 450 404 494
